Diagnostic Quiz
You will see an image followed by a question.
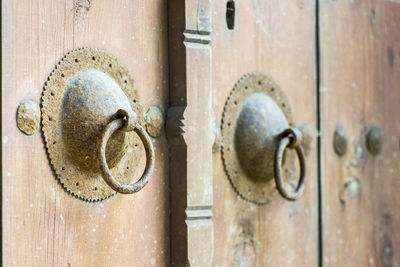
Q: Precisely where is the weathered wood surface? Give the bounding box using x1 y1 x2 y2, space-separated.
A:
320 0 400 266
2 0 169 266
167 0 214 265
211 1 318 266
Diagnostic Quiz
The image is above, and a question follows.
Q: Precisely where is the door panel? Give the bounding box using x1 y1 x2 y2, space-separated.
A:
211 1 318 266
320 0 400 266
2 1 169 266
167 1 214 265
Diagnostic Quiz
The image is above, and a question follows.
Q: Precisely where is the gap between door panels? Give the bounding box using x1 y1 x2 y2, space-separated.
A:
315 0 323 267
0 0 3 263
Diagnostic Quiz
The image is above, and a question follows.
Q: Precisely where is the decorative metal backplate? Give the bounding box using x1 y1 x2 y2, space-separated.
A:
41 48 144 201
221 72 295 205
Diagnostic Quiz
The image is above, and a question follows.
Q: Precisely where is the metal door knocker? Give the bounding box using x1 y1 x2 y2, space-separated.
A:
41 47 154 201
274 128 306 201
221 72 306 204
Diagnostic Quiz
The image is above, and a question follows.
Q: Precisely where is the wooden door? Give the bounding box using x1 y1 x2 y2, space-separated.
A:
210 1 319 266
3 0 400 266
2 1 169 266
320 0 400 266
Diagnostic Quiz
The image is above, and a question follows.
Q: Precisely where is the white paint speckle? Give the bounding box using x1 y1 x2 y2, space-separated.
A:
7 172 10 177
369 258 374 264
153 240 157 244
140 233 144 240
3 136 8 143
92 228 96 232
150 258 156 265
348 179 360 196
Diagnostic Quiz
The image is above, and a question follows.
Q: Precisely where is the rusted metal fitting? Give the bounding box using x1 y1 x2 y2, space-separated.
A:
41 48 153 201
99 117 154 194
279 128 302 148
145 106 164 138
366 126 383 155
221 72 300 204
16 100 41 136
333 126 347 156
274 128 306 201
114 108 139 132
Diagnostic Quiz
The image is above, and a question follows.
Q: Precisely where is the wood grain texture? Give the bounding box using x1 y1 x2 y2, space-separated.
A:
211 1 318 266
2 0 169 266
320 0 400 266
167 0 214 265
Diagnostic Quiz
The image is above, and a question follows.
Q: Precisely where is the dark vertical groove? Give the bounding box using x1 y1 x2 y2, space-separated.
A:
166 1 173 265
166 1 188 265
1 0 3 264
315 0 323 267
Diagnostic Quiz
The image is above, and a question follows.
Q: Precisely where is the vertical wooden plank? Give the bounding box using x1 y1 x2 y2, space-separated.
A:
167 0 214 265
211 1 318 266
320 0 400 265
2 0 169 266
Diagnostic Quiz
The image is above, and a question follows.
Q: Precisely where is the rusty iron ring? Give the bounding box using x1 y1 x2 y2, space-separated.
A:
99 117 155 194
274 128 306 201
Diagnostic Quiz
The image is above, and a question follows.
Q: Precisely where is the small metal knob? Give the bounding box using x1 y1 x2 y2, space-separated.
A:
366 126 383 156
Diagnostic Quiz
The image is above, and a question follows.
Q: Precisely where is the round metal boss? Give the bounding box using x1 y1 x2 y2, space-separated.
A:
221 72 296 205
41 47 144 201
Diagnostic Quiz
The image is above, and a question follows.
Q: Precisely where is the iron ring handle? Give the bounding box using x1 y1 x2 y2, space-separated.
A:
273 128 306 201
99 117 155 194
